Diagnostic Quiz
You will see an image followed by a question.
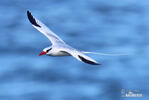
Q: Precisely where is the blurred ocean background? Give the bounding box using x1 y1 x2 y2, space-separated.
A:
0 0 149 100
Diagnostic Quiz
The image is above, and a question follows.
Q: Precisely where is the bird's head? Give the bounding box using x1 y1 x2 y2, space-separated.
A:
39 46 52 56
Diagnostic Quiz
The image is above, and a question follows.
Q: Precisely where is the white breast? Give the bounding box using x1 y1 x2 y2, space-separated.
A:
50 51 70 56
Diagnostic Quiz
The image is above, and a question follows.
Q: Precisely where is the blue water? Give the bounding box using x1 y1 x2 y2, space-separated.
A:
0 0 149 100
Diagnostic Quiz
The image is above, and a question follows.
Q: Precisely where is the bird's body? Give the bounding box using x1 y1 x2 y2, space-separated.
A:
27 11 100 65
46 45 71 56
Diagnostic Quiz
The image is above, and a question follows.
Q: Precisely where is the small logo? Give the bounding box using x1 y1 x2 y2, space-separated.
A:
121 89 143 97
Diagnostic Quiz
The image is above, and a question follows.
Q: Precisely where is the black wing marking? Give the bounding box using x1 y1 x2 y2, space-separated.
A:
27 10 41 27
78 55 100 65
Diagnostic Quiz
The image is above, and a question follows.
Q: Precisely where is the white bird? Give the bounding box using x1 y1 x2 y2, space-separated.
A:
27 10 100 65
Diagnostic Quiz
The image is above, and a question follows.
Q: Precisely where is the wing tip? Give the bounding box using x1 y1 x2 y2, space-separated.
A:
27 10 41 27
78 55 101 65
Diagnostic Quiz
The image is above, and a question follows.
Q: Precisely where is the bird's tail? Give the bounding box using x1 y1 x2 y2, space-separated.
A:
82 51 129 56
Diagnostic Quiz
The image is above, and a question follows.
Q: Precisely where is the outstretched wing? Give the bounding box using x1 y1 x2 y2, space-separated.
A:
65 48 100 65
27 10 65 45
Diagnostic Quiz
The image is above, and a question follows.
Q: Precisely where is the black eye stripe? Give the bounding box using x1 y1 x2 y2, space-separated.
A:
46 48 52 52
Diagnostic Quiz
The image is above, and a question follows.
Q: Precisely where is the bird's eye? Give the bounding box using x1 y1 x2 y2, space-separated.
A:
46 48 52 52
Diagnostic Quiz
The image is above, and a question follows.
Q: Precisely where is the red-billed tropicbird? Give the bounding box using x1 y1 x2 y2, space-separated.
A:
27 10 100 65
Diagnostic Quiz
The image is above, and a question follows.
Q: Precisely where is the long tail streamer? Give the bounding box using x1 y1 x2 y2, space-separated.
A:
82 51 129 56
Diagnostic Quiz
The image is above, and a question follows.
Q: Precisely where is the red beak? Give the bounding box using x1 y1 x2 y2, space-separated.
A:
39 51 47 56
